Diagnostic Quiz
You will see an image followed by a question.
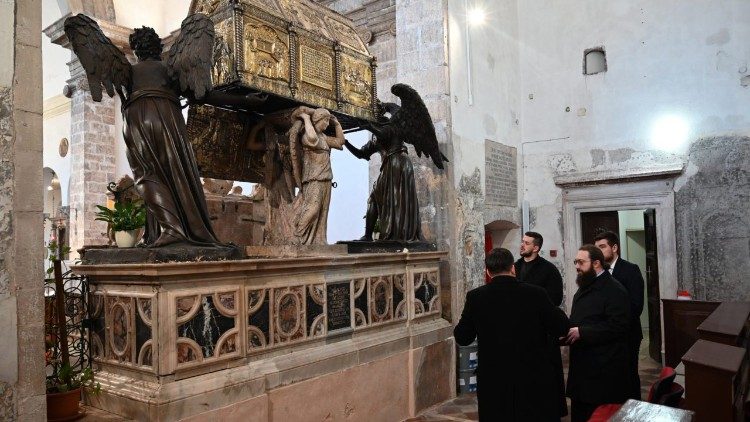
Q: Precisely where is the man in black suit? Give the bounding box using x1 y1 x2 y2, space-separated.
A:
514 231 567 417
566 244 631 422
594 231 645 400
455 248 569 421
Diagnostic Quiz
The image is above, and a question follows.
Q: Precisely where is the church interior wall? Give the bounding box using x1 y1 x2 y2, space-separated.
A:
514 0 750 301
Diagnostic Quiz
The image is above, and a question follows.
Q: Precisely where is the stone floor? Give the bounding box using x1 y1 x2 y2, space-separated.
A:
407 337 663 422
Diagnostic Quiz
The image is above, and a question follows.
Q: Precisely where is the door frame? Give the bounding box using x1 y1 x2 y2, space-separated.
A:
561 179 677 364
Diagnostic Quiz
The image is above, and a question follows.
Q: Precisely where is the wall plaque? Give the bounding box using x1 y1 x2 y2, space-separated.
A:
484 140 518 206
299 45 333 90
326 281 351 332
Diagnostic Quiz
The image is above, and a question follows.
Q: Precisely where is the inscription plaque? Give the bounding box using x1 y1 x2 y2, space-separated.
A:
300 45 333 90
326 282 351 332
484 140 518 206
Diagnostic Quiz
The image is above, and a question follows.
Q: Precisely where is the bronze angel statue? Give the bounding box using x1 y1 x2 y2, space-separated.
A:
345 84 448 242
64 13 265 247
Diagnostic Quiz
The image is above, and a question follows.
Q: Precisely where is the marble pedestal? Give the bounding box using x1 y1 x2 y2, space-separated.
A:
74 251 454 421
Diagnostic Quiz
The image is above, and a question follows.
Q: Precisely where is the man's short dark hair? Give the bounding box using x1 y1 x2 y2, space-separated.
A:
593 230 620 248
579 244 610 270
486 248 514 274
524 231 543 249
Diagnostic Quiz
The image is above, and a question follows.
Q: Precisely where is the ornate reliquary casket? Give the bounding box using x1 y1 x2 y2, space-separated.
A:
189 0 378 123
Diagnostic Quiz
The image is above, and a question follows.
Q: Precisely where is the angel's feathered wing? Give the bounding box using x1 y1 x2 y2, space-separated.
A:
167 13 215 100
388 83 449 169
64 14 132 102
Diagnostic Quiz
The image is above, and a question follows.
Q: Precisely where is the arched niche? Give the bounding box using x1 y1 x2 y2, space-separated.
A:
484 219 521 251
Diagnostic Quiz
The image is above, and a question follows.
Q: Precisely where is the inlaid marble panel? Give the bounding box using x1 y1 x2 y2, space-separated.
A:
135 298 153 367
248 288 270 350
306 284 325 337
273 286 305 344
89 292 106 360
106 296 133 364
176 291 239 366
413 271 440 316
353 278 368 328
394 274 407 320
369 276 393 324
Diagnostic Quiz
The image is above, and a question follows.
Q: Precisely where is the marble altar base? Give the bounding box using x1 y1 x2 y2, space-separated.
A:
74 252 453 421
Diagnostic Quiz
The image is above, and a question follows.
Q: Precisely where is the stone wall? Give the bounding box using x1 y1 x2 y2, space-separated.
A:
0 0 46 420
675 136 750 301
68 76 117 252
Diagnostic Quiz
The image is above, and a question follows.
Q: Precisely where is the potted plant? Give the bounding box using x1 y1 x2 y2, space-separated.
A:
45 231 100 421
95 202 146 247
46 364 100 421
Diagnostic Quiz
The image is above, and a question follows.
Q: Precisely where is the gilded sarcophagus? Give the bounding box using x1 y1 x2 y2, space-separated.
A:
189 0 378 124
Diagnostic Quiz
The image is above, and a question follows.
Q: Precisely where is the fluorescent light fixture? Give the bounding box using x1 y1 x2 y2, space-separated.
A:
650 115 690 152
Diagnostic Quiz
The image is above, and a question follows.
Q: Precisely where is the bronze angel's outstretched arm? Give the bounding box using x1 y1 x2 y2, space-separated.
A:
64 14 132 102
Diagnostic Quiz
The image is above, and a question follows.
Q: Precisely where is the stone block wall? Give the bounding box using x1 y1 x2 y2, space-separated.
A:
0 0 46 420
68 76 117 252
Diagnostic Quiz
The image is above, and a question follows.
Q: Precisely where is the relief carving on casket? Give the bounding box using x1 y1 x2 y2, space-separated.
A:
244 22 289 82
341 54 372 108
212 20 236 85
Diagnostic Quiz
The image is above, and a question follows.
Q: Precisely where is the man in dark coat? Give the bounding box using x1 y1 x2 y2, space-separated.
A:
594 231 645 400
565 244 631 422
455 248 570 421
514 231 567 416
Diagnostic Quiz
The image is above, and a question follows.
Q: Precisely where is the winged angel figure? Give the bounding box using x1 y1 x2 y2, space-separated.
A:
345 84 449 242
65 14 264 247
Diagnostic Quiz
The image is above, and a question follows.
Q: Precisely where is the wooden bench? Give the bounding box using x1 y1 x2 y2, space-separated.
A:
682 339 747 421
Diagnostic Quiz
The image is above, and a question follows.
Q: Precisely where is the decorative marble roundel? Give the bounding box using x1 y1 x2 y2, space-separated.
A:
276 292 301 337
371 278 389 319
59 138 69 157
110 302 129 357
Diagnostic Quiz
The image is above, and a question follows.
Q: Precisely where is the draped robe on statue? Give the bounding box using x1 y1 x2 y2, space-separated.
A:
360 125 422 241
122 61 220 246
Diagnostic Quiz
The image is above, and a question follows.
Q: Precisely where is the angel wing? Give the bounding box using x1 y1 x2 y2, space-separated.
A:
386 83 449 169
64 14 131 102
166 13 215 100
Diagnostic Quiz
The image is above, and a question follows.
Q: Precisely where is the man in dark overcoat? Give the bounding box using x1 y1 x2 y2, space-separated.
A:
594 230 646 400
565 244 631 422
455 248 569 421
514 231 567 416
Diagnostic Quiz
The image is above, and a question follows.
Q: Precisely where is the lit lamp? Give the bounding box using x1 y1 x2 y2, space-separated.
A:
48 175 60 217
464 1 486 106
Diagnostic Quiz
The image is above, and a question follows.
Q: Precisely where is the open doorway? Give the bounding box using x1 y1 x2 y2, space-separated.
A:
580 209 661 363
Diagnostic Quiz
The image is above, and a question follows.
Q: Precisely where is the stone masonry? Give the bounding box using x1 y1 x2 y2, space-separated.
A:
67 74 117 251
0 0 46 420
319 0 467 321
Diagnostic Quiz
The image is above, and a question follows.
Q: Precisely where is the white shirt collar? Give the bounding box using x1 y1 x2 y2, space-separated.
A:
608 256 618 274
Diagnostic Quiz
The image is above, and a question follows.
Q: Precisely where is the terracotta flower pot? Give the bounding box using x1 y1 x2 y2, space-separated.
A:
46 387 82 421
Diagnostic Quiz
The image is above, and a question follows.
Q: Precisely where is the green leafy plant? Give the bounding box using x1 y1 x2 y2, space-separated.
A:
47 363 101 394
45 241 72 276
95 202 146 232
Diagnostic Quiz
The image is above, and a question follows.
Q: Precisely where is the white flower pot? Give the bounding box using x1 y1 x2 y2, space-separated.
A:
115 230 139 248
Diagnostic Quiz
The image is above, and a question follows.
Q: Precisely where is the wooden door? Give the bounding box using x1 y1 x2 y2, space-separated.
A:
644 208 662 362
580 211 620 244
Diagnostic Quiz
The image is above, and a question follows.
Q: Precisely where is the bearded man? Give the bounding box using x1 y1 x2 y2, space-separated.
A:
565 244 631 422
